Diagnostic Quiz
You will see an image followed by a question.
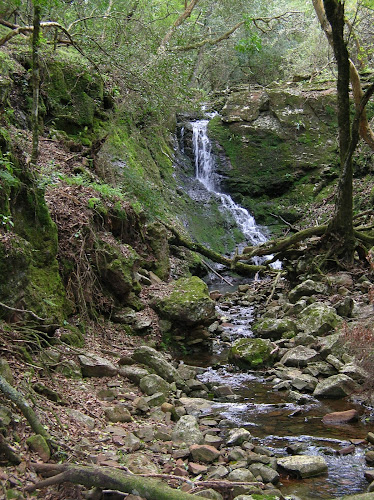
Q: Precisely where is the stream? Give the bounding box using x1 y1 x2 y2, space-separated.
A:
182 117 374 499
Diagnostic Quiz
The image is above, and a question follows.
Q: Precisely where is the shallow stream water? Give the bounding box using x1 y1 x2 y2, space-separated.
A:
187 304 374 499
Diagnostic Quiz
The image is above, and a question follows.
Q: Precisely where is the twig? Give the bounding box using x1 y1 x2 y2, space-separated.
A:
0 301 46 322
202 260 234 286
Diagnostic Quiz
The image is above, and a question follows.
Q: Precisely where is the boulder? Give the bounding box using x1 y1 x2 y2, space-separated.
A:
139 374 171 396
132 346 185 388
152 276 216 327
226 428 251 446
280 346 319 367
277 455 328 478
318 333 345 359
252 318 298 340
299 303 341 336
171 415 204 445
288 279 328 303
66 409 95 429
322 409 359 425
313 374 359 398
221 89 270 123
26 435 50 462
78 354 117 377
104 406 132 423
228 338 276 368
121 452 159 474
119 365 150 384
290 373 318 392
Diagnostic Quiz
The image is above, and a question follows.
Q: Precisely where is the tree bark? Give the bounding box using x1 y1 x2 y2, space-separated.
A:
158 0 200 51
30 3 41 167
323 0 354 260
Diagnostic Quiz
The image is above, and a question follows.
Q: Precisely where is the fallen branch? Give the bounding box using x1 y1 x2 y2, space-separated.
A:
202 260 234 286
27 463 264 497
162 220 268 275
238 225 328 261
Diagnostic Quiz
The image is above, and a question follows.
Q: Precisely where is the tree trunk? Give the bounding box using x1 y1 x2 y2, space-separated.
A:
30 3 41 167
323 0 355 261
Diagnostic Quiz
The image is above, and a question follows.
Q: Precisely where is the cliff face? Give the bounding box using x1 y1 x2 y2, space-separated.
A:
208 82 343 229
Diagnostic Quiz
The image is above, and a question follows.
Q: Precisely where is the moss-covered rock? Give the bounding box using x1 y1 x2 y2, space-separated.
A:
229 338 275 368
152 276 216 327
298 303 342 336
252 317 298 340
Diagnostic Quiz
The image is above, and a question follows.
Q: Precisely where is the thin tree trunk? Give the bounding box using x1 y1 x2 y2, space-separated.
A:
30 3 41 167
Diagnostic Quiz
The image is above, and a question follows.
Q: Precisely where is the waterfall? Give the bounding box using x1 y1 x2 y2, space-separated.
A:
191 119 269 248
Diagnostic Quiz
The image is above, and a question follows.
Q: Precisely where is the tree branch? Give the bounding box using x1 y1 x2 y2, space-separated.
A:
158 0 200 52
170 21 245 51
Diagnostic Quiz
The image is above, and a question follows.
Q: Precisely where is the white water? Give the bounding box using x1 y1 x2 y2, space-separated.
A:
191 119 269 249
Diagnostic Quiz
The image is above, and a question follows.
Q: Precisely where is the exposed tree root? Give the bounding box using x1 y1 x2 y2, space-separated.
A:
0 375 51 444
26 463 265 498
0 434 21 465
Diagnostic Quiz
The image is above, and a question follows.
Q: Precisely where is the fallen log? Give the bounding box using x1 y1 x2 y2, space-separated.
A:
26 463 265 498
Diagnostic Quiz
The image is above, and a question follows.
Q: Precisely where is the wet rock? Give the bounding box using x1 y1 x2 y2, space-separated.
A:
252 318 298 340
132 346 185 388
78 354 117 377
299 303 341 336
364 470 374 483
365 451 374 465
213 385 234 397
289 279 328 303
280 346 319 367
322 409 359 425
288 390 316 405
190 444 220 463
226 428 252 446
277 455 328 478
140 374 171 396
26 435 50 462
227 468 256 482
338 444 355 455
172 415 204 445
290 373 318 392
249 463 279 484
313 374 359 398
229 338 276 368
367 432 374 445
104 406 132 423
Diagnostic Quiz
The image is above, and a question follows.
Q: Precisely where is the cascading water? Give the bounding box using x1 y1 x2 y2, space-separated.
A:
191 119 269 250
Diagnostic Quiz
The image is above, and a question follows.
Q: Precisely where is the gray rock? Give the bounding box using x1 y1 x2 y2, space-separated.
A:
277 455 328 478
318 333 345 359
179 397 213 416
289 279 328 303
252 318 298 340
313 374 360 398
78 354 117 377
0 358 14 384
104 406 132 423
229 338 276 368
227 446 248 462
227 468 256 482
340 363 368 383
207 465 229 479
299 303 341 336
326 354 344 370
123 432 142 452
121 452 159 474
194 489 223 500
119 365 150 384
290 373 318 392
140 374 171 396
144 392 167 407
249 463 280 484
171 415 204 445
66 409 95 429
304 361 337 377
226 428 251 446
132 346 185 388
280 346 319 367
190 444 220 463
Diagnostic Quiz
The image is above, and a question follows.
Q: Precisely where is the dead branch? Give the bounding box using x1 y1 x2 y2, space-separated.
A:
0 301 46 322
27 463 264 497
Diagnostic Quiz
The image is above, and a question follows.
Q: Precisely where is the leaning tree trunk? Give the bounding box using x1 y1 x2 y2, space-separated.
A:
323 0 355 261
30 3 41 167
